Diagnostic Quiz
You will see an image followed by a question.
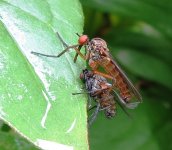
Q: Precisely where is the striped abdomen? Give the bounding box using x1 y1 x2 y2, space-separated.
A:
100 58 131 102
100 93 116 118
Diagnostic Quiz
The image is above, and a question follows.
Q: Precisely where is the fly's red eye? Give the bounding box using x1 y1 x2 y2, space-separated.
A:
78 35 88 45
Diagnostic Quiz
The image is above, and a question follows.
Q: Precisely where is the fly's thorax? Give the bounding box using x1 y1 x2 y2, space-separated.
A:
89 51 101 61
85 73 102 95
88 38 108 60
85 74 96 93
89 38 108 49
93 79 100 89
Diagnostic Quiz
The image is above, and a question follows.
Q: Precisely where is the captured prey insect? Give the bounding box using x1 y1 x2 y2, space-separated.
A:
31 32 142 108
73 69 117 125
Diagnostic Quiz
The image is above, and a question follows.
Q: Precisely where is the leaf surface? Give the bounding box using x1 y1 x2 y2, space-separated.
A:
0 0 88 149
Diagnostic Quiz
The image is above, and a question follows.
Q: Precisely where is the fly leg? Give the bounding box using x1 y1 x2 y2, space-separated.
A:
31 32 86 60
93 70 114 80
31 44 79 58
31 44 85 59
56 31 68 47
89 59 114 80
88 103 100 126
93 70 116 89
72 91 93 109
73 45 83 62
88 105 97 111
30 31 67 57
74 45 89 63
56 32 87 60
87 95 93 108
57 43 86 60
99 105 111 111
73 33 81 62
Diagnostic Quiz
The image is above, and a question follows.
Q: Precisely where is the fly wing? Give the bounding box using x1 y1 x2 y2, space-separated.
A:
107 52 142 102
113 91 132 118
113 89 140 109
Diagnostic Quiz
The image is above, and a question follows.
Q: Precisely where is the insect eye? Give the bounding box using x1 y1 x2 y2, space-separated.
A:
78 35 88 45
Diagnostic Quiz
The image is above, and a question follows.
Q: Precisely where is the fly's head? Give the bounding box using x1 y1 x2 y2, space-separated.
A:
80 69 94 82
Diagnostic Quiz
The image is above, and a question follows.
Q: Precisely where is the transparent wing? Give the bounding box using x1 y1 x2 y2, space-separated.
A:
107 52 142 103
114 95 132 119
113 89 139 109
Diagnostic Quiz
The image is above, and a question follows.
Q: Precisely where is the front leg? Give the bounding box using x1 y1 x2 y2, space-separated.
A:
74 46 90 63
56 31 87 60
89 59 117 88
89 59 114 80
57 45 86 60
93 70 114 80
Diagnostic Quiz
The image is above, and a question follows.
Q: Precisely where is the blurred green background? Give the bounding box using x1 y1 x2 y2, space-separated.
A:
81 0 172 150
1 0 172 150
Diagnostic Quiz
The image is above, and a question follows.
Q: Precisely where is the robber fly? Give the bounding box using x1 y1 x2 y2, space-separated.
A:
31 32 142 108
73 69 116 125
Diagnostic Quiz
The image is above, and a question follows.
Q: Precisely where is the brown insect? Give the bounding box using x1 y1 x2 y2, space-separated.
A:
73 69 117 125
73 69 133 125
31 32 142 108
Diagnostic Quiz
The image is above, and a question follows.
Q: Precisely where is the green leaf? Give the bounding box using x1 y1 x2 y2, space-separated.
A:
115 49 172 90
0 0 88 150
81 0 172 39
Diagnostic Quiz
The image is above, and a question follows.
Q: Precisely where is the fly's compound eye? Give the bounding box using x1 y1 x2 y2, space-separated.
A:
78 35 88 45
